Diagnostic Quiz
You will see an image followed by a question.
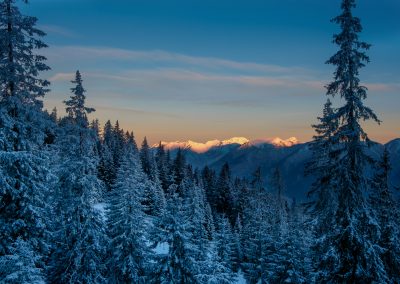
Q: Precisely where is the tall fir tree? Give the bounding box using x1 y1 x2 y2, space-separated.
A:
196 247 235 284
202 166 217 208
98 142 114 190
49 71 107 283
269 200 310 283
140 145 165 217
182 178 235 283
126 131 138 152
0 0 52 281
195 215 236 284
140 136 155 180
170 147 187 188
64 71 95 125
107 141 152 283
49 107 58 123
0 238 45 283
310 0 387 282
214 216 235 274
213 163 234 221
185 181 210 267
155 142 170 191
306 99 338 228
103 120 113 146
271 167 284 199
241 185 274 284
369 148 400 282
98 120 117 191
111 120 125 169
149 185 198 283
232 215 243 273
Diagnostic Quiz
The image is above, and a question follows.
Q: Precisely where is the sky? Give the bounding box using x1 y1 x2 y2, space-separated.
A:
23 0 400 145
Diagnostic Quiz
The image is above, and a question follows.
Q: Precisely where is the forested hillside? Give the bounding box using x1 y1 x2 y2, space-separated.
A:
0 0 399 283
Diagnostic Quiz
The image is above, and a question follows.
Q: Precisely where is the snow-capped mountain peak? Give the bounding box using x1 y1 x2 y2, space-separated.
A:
221 137 249 145
270 137 299 147
154 136 298 153
154 137 249 153
245 137 299 148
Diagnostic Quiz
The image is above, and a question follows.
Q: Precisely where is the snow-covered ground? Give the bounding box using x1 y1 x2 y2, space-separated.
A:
154 242 169 255
93 203 108 221
235 270 247 284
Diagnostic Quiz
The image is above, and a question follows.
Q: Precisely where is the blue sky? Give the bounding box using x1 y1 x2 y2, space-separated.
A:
25 0 400 144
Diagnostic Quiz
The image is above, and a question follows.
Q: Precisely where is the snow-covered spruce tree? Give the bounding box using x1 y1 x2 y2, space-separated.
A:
140 136 155 180
204 201 216 240
241 185 274 284
98 141 115 190
0 238 44 283
90 119 101 153
183 178 222 283
0 0 52 280
305 99 340 278
196 247 235 284
185 180 210 265
232 215 243 273
271 167 284 200
143 173 165 218
170 147 186 187
155 142 170 192
270 167 289 232
202 166 217 209
234 177 249 219
103 120 114 146
213 163 234 221
214 216 235 274
49 71 107 283
269 200 311 284
98 120 132 192
138 137 166 217
196 215 235 284
63 71 95 124
263 188 292 283
369 148 400 282
107 139 152 283
112 120 125 165
305 99 338 229
310 0 387 282
49 107 58 123
149 184 198 283
125 131 138 152
99 120 127 189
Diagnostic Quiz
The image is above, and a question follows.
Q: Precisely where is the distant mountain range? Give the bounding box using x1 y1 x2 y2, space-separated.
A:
154 137 400 201
156 137 299 153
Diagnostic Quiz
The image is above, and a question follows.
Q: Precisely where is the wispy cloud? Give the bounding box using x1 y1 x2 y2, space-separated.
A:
49 72 75 81
95 105 180 119
45 45 308 74
49 68 324 92
365 83 400 92
49 69 399 95
38 25 80 38
45 45 400 110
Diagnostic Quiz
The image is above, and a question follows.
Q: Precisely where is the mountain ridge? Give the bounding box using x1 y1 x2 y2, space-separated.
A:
156 138 400 201
154 136 300 153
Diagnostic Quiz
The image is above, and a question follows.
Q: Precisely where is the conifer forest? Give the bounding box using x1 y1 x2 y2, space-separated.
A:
0 0 399 283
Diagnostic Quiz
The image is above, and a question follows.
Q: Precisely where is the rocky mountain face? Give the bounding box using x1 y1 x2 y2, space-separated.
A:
157 137 400 201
